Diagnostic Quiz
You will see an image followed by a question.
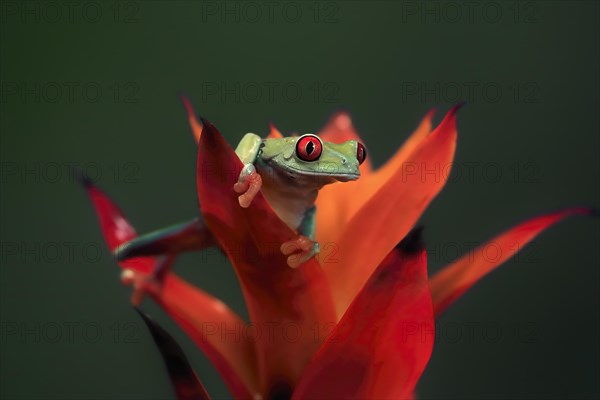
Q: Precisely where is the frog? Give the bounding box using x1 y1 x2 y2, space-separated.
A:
115 131 367 284
233 132 367 267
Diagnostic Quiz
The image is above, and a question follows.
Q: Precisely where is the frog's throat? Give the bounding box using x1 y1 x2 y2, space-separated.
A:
280 164 360 181
260 184 318 232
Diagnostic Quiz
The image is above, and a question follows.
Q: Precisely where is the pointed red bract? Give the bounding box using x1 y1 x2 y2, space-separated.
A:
430 208 593 316
83 181 153 274
196 118 337 393
82 181 258 399
327 105 459 317
292 244 434 400
153 276 258 399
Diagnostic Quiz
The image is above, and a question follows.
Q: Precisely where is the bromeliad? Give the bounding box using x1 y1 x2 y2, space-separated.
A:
81 98 594 400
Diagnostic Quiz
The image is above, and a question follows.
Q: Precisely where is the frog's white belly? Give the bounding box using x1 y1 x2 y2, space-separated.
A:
256 161 325 231
260 185 317 231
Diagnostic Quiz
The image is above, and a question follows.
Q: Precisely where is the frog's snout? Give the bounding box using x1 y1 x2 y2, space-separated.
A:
335 161 361 181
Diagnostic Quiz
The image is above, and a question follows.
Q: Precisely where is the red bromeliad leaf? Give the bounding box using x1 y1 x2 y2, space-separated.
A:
196 118 337 394
292 229 434 400
430 208 594 316
81 179 258 399
326 105 460 317
152 275 259 399
81 178 153 274
136 309 212 400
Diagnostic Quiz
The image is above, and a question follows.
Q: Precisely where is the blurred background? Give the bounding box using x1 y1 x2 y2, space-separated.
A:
1 1 598 399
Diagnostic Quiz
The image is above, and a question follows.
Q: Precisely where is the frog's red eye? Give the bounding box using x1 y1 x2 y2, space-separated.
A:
357 142 367 165
296 134 323 162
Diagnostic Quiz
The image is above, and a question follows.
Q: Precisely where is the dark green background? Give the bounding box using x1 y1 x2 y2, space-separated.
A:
1 1 598 399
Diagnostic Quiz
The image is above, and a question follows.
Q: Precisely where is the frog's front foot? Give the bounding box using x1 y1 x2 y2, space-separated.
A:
120 269 162 306
280 236 320 269
233 164 263 208
120 256 172 306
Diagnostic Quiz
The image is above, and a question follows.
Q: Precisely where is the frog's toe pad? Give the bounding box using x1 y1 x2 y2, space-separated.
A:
234 164 262 208
280 237 320 268
120 269 162 306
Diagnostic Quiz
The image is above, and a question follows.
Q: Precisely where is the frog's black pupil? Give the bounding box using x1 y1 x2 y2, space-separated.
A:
306 141 314 155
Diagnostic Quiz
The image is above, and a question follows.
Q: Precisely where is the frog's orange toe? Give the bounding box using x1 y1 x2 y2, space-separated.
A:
280 236 320 268
234 166 262 208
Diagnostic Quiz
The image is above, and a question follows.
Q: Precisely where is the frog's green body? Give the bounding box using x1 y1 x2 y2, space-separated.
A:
115 132 364 269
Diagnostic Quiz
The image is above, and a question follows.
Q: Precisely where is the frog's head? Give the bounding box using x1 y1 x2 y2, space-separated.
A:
260 134 366 186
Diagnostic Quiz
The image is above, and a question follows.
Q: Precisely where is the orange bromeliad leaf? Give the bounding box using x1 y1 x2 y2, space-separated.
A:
376 109 435 178
292 230 434 400
181 95 203 144
315 110 434 248
267 122 283 139
326 105 460 317
359 109 435 203
315 112 371 247
195 118 337 394
81 179 258 399
430 207 594 316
